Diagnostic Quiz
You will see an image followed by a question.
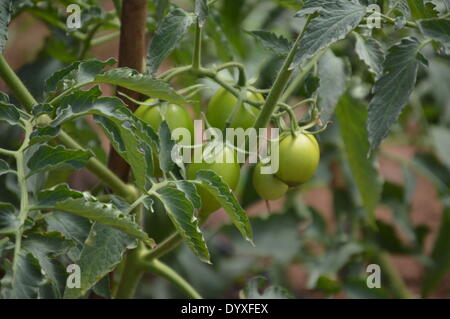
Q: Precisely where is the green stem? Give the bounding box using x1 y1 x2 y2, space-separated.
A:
192 21 202 70
374 252 415 299
114 243 145 299
252 32 303 130
0 147 16 157
12 121 32 277
377 12 418 29
215 62 247 87
0 56 37 111
91 31 121 46
280 49 326 103
29 8 87 41
143 232 182 261
143 259 202 299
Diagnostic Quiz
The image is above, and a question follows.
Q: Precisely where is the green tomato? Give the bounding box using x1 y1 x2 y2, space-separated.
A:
206 88 264 130
252 162 288 200
276 132 320 186
135 99 195 177
135 99 194 139
187 145 241 218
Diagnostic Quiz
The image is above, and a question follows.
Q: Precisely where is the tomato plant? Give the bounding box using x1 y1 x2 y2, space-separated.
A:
0 0 449 301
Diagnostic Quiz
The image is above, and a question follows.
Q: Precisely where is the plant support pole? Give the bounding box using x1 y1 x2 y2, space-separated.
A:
108 0 148 182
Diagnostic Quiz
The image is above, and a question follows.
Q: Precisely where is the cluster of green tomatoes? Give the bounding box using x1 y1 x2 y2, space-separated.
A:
135 87 320 217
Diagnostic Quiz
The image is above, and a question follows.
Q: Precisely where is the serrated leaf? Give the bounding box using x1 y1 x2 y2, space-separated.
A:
418 18 450 52
291 0 366 69
0 0 11 54
0 158 13 176
194 170 253 243
11 252 43 299
50 88 156 190
147 8 195 74
45 211 92 261
63 222 136 299
46 58 116 94
354 33 384 77
248 30 291 56
422 207 450 296
295 0 331 17
23 233 73 298
95 68 185 104
336 94 381 218
367 38 422 153
0 202 19 234
26 145 91 177
29 126 60 146
195 0 208 27
155 186 210 263
158 121 175 174
174 180 202 210
0 101 20 125
317 49 349 122
35 189 155 247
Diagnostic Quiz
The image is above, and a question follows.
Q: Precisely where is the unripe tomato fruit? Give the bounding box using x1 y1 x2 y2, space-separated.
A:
206 88 264 130
252 162 288 200
135 99 194 139
276 132 320 186
135 99 194 177
187 145 240 217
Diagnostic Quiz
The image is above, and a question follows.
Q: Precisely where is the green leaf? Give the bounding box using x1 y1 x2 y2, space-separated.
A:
418 18 450 52
195 0 208 27
0 158 13 176
194 170 253 243
422 207 450 296
406 0 437 19
50 88 156 190
22 232 73 298
95 68 185 104
45 58 116 94
354 33 385 77
147 8 195 74
317 49 349 122
291 0 366 69
63 222 136 299
45 210 92 261
240 277 292 299
0 101 20 125
248 30 291 56
155 186 210 263
26 145 91 177
336 94 381 218
174 180 202 210
367 38 422 153
0 0 11 54
11 252 43 298
0 202 19 234
158 121 175 174
36 185 155 247
29 126 60 146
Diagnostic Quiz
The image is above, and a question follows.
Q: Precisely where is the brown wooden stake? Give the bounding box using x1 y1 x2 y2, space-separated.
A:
108 0 148 182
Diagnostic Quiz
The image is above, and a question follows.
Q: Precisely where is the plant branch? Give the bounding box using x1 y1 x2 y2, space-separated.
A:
192 21 202 70
12 120 32 278
0 55 133 199
142 259 202 299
